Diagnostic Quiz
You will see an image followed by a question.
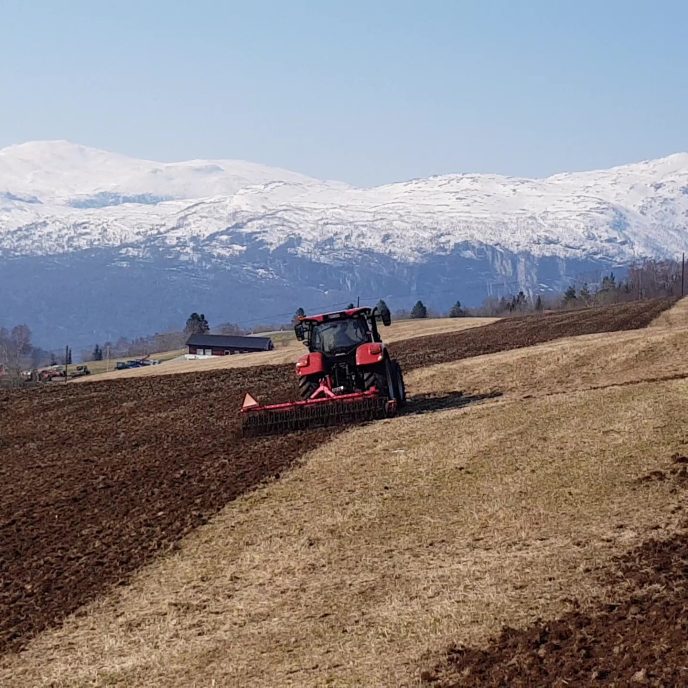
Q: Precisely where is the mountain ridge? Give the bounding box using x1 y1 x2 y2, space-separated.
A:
1 141 687 348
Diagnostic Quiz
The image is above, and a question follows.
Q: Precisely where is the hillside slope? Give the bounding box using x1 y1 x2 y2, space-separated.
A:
0 300 669 657
6 375 686 687
0 298 682 687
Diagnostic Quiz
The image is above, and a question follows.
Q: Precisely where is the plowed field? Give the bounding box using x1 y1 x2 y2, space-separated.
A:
425 517 688 688
394 297 674 370
0 298 674 654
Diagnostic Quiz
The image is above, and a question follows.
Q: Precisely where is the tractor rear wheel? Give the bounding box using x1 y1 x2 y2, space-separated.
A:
391 360 407 408
363 365 387 397
363 359 396 400
298 375 320 400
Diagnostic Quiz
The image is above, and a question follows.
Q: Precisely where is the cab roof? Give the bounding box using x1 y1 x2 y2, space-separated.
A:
299 307 372 324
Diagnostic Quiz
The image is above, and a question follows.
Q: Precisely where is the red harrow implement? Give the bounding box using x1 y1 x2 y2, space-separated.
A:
240 304 406 436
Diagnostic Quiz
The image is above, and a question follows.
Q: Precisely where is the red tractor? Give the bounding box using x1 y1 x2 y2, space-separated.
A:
294 306 405 405
241 305 406 435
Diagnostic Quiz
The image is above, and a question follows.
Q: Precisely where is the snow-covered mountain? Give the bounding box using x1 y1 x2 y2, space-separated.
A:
1 140 687 348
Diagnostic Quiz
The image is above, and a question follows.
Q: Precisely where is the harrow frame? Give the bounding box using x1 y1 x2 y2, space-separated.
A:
241 378 397 436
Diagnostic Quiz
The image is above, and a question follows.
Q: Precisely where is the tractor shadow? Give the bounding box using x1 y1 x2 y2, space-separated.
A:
403 390 502 417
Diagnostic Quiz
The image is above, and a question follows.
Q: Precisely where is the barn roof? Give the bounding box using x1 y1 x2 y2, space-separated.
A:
185 334 273 350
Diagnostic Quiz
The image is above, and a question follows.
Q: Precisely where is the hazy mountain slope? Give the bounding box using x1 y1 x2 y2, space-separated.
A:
1 141 686 348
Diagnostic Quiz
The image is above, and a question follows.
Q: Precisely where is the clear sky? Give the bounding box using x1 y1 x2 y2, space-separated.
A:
1 0 687 185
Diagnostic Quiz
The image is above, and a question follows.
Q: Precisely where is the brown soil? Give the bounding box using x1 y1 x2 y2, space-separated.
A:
0 366 326 654
423 527 688 688
392 298 675 370
634 454 688 490
0 299 674 655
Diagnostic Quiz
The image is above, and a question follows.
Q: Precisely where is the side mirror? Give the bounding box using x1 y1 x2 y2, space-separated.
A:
380 306 391 327
294 323 305 341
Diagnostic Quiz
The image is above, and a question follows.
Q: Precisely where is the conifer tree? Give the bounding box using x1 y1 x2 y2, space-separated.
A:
185 313 210 335
448 301 465 317
410 301 428 319
563 285 577 306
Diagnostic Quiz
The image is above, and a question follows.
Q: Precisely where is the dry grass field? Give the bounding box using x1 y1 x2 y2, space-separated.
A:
71 348 184 376
649 290 688 327
407 322 688 401
77 317 498 382
3 300 686 687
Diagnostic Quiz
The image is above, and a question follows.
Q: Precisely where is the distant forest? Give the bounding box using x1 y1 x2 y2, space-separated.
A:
474 258 684 316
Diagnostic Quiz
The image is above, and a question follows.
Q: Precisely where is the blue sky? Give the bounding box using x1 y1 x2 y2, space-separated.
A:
1 0 687 185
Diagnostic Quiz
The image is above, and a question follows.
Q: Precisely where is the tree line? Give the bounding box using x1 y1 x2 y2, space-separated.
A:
476 259 683 316
0 325 54 372
83 312 248 362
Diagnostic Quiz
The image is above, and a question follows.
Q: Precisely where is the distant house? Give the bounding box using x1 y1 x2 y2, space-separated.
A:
185 333 274 357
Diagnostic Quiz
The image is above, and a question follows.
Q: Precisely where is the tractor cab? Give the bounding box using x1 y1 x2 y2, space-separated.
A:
294 306 390 356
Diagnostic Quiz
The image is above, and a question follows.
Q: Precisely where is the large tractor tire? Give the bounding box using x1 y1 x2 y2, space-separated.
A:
298 375 320 400
363 358 401 404
363 363 389 397
391 360 407 408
